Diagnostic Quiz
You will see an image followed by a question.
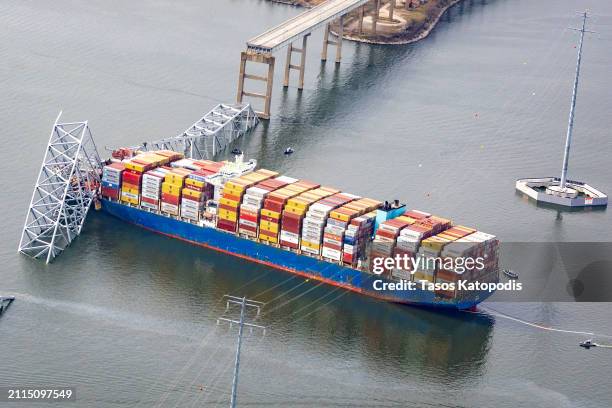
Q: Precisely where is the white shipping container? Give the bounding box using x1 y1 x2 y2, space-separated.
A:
245 187 269 197
275 176 298 184
239 219 258 228
322 247 341 261
392 269 412 280
280 231 299 244
301 245 320 255
161 202 179 213
121 191 139 200
141 201 159 210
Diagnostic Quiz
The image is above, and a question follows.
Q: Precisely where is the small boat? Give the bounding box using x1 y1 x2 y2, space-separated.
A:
0 296 15 316
580 339 596 349
231 148 243 156
503 269 519 279
284 147 294 155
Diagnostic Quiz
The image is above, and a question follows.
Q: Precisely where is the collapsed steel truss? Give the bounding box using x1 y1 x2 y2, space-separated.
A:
18 113 102 263
136 103 259 159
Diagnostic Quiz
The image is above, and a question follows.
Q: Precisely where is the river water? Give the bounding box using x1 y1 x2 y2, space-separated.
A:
2 0 612 406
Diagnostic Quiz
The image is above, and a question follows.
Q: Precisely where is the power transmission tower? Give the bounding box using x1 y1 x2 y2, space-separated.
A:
217 295 266 408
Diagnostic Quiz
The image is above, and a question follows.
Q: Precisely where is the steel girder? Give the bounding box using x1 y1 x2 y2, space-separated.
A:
18 113 102 263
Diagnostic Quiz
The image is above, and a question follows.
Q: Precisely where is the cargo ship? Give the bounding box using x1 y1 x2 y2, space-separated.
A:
99 149 500 310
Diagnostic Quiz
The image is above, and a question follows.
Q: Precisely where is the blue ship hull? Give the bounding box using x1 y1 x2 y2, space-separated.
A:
101 199 494 310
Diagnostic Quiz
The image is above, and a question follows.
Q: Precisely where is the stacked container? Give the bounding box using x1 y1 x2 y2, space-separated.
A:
121 152 172 205
180 162 224 221
301 191 357 256
217 169 279 233
280 186 334 249
237 176 297 237
141 167 169 210
437 231 498 296
101 162 124 200
370 217 415 275
343 211 377 267
339 199 382 266
321 197 378 262
161 168 192 216
412 220 461 283
257 180 318 244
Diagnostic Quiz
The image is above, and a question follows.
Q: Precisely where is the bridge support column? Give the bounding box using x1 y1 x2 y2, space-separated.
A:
389 0 395 21
358 6 364 34
321 18 344 63
372 0 381 34
283 35 309 90
335 16 343 63
321 23 330 61
236 51 275 120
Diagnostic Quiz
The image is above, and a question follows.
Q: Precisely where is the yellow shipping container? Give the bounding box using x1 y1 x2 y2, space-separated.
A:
413 272 434 283
121 186 140 195
286 199 308 210
219 197 240 208
124 161 149 173
395 216 416 225
260 234 278 244
219 210 237 222
259 221 279 233
329 211 350 222
182 188 203 199
421 236 450 251
301 240 320 250
260 209 280 219
284 206 306 216
162 183 182 195
185 178 206 188
120 193 139 205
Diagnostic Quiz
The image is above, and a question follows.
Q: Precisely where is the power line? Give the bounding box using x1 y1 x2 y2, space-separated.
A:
217 295 266 408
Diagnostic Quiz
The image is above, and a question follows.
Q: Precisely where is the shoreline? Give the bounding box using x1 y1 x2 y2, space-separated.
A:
269 0 462 45
340 0 462 45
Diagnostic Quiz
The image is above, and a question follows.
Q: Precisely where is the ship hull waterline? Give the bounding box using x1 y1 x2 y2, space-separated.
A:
100 199 494 310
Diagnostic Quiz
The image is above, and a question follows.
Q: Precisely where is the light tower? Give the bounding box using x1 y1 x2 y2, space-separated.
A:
515 12 608 208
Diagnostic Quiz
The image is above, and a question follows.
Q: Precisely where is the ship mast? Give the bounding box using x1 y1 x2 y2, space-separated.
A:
559 11 589 190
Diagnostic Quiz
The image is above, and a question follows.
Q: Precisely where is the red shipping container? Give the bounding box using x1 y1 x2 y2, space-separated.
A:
263 201 284 213
238 225 257 233
101 186 119 200
280 240 299 249
218 220 237 232
281 226 300 234
343 253 355 263
141 196 159 205
123 170 143 186
260 215 279 223
222 193 242 202
240 213 258 223
162 192 180 205
323 242 342 251
376 229 399 240
219 203 238 212
259 229 277 239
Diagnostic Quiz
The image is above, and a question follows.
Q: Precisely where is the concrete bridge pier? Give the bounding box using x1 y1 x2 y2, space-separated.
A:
236 52 275 119
321 15 344 63
372 0 381 34
283 34 309 90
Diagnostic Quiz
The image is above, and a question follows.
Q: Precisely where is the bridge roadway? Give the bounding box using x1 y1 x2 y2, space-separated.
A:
238 0 390 119
247 0 371 54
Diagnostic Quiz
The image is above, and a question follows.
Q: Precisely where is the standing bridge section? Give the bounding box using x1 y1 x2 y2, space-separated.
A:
237 0 392 119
